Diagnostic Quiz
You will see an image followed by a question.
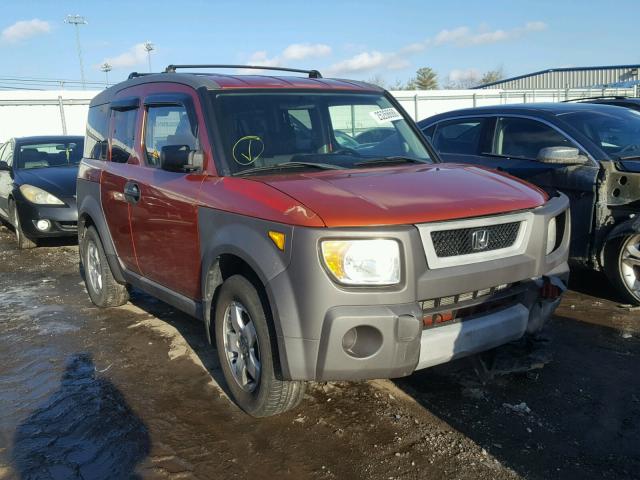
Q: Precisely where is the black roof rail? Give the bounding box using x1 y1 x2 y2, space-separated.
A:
562 95 630 103
163 64 323 78
127 72 154 80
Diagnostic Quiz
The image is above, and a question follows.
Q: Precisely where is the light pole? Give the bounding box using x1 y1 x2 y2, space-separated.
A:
100 62 112 87
64 15 88 89
143 41 155 72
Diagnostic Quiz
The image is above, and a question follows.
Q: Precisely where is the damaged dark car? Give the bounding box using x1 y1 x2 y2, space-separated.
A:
419 103 640 305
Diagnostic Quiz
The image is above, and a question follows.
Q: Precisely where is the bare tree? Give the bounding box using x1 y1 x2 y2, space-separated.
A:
480 67 505 85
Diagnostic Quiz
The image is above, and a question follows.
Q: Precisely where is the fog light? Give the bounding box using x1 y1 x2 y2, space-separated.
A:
36 219 51 231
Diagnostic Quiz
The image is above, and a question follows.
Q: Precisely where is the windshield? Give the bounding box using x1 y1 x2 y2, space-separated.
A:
16 140 84 170
211 92 433 175
560 108 640 159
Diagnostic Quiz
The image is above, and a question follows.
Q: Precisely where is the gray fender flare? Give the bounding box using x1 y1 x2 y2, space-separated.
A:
77 184 126 284
198 210 293 347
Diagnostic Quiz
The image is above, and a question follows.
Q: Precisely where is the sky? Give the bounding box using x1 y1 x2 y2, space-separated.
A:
0 0 639 89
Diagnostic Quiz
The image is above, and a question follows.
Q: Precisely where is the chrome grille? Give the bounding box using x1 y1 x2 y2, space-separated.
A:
431 222 521 257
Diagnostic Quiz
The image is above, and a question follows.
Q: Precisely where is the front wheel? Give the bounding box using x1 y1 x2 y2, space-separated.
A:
604 234 640 305
10 202 36 250
214 275 306 417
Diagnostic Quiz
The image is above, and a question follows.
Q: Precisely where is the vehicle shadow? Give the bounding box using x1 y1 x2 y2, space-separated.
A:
11 352 150 480
394 315 640 480
567 267 623 304
125 288 235 400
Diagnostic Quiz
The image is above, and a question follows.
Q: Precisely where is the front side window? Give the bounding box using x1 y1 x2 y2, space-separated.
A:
144 105 198 167
15 141 84 170
431 118 485 155
111 109 138 164
493 117 572 160
211 92 432 176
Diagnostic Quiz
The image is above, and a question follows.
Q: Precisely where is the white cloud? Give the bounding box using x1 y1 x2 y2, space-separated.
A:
326 20 547 76
247 43 331 67
448 68 481 83
434 21 548 47
1 19 51 43
101 43 150 69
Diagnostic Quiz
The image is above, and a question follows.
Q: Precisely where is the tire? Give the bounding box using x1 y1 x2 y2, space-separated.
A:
10 201 36 250
80 226 129 308
214 274 306 417
604 234 640 305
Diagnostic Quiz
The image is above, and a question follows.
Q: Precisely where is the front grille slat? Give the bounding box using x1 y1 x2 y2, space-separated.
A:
431 221 520 257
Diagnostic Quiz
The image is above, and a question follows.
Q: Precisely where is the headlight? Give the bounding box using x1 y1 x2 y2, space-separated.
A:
546 216 557 255
321 239 401 285
19 185 64 205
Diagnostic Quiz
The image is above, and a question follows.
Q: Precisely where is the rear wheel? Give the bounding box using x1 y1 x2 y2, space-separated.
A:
80 226 129 307
10 201 36 250
214 275 306 417
605 234 640 305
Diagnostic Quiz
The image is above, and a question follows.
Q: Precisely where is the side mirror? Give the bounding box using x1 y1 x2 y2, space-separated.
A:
536 146 588 165
160 145 203 173
0 161 10 171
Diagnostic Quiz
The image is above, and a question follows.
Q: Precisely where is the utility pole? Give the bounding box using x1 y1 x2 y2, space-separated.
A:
100 62 112 87
65 15 88 89
143 41 155 72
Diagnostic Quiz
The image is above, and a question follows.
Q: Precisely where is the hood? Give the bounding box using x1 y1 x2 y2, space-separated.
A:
14 166 79 199
254 164 547 227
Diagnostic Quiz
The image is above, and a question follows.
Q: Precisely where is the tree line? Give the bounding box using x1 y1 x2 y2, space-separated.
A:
368 67 505 90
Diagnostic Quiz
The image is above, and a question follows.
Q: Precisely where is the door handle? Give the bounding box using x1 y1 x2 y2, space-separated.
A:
123 181 140 204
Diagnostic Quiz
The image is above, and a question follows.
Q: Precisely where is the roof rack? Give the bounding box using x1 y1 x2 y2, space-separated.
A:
127 72 153 80
563 95 629 103
163 64 323 78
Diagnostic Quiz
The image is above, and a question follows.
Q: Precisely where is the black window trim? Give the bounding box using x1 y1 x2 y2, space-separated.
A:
110 97 140 112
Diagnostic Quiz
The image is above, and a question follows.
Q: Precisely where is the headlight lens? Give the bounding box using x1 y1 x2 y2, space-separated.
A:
546 216 557 255
19 185 64 205
321 239 401 285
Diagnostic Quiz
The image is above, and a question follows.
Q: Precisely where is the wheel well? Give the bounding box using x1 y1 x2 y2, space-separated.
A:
78 213 95 242
207 254 284 378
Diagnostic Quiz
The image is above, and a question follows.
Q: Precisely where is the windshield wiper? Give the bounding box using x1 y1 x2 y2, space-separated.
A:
233 161 345 177
354 156 427 167
619 155 640 161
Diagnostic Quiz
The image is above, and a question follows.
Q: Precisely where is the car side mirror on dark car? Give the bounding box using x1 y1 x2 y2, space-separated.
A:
160 145 203 173
536 146 588 165
0 160 10 171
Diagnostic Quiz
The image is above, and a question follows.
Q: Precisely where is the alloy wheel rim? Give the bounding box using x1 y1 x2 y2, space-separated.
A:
620 234 640 298
86 241 103 293
222 301 261 392
13 209 21 243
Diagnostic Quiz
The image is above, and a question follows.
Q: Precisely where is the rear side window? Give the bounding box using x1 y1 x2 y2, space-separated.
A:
144 105 198 168
111 109 138 164
84 104 110 160
493 117 572 159
431 118 485 155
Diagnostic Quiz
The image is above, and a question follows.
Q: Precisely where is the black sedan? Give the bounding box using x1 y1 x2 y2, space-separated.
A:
0 136 83 249
418 103 640 305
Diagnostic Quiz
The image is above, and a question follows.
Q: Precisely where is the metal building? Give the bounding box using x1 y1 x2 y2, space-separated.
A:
477 64 640 90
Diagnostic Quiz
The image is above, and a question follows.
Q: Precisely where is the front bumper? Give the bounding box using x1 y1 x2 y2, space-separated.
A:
266 194 570 381
15 196 78 238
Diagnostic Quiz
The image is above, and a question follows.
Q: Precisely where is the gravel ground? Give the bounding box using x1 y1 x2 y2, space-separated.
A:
0 224 638 480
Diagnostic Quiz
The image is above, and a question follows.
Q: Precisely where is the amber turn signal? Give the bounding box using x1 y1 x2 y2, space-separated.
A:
268 231 286 251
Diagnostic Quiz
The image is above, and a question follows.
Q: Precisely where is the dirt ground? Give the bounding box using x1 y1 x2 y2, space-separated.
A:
0 224 638 480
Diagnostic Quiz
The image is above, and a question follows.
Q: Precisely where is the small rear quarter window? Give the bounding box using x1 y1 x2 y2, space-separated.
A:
84 103 110 160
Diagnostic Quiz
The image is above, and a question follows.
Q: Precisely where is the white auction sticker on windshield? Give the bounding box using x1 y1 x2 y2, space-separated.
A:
369 107 403 124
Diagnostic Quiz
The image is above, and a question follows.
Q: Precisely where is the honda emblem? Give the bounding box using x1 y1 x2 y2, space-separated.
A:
471 229 490 251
